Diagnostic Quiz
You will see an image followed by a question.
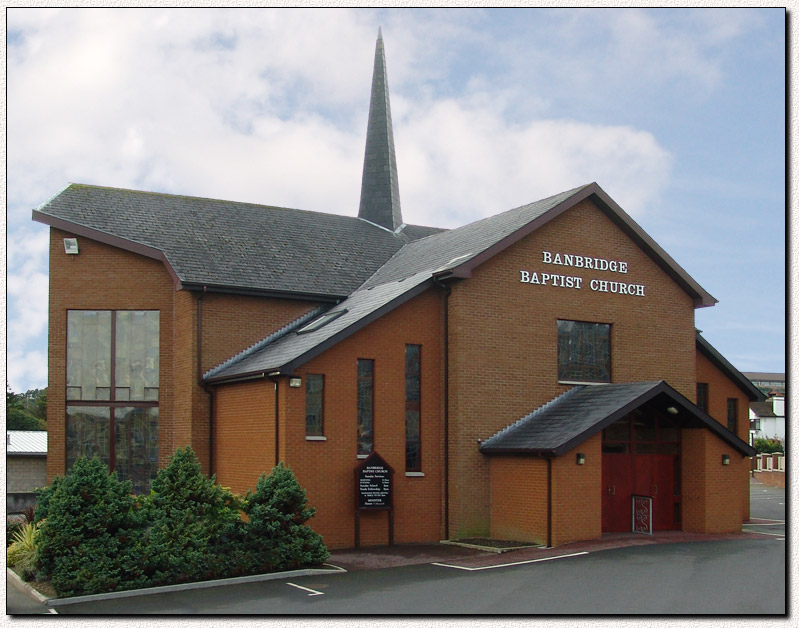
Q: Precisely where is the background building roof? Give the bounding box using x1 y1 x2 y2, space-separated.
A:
7 431 48 455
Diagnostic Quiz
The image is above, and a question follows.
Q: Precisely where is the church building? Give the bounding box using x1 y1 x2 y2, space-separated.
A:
33 30 762 549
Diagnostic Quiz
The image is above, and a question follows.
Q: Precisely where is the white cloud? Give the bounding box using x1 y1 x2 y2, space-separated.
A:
5 8 762 390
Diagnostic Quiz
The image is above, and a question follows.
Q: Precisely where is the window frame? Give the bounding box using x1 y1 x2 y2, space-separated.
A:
356 358 375 457
557 319 612 384
696 382 709 413
305 374 325 437
727 398 738 434
65 309 159 493
405 344 422 472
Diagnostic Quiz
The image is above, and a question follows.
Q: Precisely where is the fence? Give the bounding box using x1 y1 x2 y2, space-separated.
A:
752 453 785 488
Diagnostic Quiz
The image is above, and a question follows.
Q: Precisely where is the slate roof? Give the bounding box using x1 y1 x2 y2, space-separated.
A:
696 331 766 402
205 270 433 382
479 380 757 457
749 401 777 418
7 431 48 455
32 184 437 299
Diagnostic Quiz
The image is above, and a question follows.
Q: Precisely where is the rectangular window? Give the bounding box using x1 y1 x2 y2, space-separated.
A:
557 320 611 383
357 359 374 456
405 345 421 471
727 398 738 434
66 310 159 493
696 383 708 412
305 374 324 437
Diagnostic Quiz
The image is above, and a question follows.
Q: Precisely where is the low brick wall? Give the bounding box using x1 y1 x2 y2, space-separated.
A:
752 471 785 488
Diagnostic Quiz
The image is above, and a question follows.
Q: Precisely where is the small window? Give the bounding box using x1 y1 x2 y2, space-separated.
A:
727 398 738 434
357 359 374 456
296 310 347 334
305 374 324 437
696 383 708 412
557 320 611 383
405 345 421 471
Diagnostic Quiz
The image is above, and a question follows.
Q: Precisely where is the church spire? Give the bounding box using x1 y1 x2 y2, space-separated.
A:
358 27 403 231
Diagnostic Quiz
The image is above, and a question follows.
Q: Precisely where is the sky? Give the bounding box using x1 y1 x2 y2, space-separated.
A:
4 7 787 394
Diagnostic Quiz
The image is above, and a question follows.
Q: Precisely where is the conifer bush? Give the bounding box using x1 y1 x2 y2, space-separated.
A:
34 456 146 596
244 463 329 572
140 447 244 585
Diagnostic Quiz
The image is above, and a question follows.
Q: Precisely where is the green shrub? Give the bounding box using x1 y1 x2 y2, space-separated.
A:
34 475 64 523
34 456 146 597
7 521 41 580
243 463 329 572
754 438 784 454
7 519 24 547
140 447 244 585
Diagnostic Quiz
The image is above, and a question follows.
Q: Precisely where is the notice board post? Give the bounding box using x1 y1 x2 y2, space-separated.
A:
354 452 394 549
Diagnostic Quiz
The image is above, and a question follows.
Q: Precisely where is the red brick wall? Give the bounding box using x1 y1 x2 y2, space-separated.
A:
272 289 444 549
213 379 276 494
489 456 548 545
46 227 316 479
696 350 752 520
681 428 746 533
46 229 176 481
447 199 696 537
551 435 602 546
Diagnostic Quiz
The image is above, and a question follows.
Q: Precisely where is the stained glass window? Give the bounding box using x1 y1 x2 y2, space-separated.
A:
65 310 159 493
306 374 324 437
405 345 421 471
357 359 374 456
557 320 611 383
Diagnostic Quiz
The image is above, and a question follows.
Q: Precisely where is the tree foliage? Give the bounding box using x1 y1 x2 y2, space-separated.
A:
29 448 328 597
753 437 784 454
6 385 46 430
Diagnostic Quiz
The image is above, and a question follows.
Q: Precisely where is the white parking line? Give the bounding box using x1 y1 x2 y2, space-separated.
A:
743 530 785 538
286 582 325 596
432 551 589 571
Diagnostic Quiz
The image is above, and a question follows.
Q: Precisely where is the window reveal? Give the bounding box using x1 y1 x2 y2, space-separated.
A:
305 374 324 437
405 345 421 471
727 398 738 434
65 310 159 494
357 359 374 456
557 320 611 383
696 383 709 413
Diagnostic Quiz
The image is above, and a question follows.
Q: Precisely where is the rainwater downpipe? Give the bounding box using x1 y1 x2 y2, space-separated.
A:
547 457 553 548
433 276 451 539
197 286 216 475
271 377 280 467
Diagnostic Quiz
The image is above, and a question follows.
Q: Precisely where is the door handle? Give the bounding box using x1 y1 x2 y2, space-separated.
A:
607 485 615 495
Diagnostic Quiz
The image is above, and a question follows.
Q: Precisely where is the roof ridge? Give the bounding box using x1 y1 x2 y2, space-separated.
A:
482 386 585 446
203 305 329 379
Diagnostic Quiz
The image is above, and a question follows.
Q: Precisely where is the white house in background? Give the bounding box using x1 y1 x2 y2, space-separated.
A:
749 394 785 443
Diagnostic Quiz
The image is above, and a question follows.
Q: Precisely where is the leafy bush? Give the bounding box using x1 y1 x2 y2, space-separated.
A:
34 456 146 597
25 450 328 596
754 438 784 454
7 521 41 580
140 447 244 585
7 519 24 547
243 463 329 572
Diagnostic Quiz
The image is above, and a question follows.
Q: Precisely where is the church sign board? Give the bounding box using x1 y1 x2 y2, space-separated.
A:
354 452 394 547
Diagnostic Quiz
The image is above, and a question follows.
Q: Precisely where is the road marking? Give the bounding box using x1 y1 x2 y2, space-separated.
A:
744 522 785 526
747 518 785 523
744 530 785 538
286 582 325 596
432 551 589 571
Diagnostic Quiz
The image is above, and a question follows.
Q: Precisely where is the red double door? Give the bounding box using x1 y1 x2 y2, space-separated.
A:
602 453 680 533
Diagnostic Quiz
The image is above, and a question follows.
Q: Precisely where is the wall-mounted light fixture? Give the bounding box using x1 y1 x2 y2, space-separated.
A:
666 406 678 415
289 376 302 388
576 453 586 465
63 238 79 255
721 454 730 465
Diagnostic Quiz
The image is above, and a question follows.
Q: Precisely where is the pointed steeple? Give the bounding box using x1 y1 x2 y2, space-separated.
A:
358 27 403 231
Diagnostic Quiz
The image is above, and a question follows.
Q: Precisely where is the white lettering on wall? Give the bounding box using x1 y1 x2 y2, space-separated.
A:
519 251 645 297
542 250 629 274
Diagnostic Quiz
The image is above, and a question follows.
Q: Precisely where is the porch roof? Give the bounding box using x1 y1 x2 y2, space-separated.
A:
479 381 757 457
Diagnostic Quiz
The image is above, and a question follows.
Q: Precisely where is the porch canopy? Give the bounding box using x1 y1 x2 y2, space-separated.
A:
479 381 757 457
